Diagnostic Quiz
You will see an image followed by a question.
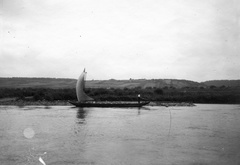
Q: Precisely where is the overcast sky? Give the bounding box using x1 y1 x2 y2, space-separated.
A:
1 0 239 82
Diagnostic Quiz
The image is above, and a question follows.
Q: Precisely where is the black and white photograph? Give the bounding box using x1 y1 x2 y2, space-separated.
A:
0 0 240 164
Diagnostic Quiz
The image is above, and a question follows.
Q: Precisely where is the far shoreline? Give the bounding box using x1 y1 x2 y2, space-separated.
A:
0 99 196 107
0 100 72 106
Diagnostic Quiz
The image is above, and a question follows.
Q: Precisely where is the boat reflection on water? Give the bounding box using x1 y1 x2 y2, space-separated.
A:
73 108 89 135
76 108 88 125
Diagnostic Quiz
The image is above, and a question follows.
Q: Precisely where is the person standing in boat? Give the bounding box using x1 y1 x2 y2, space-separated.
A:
138 94 141 104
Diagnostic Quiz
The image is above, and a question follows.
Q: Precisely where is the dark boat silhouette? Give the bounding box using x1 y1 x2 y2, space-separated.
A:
69 69 150 107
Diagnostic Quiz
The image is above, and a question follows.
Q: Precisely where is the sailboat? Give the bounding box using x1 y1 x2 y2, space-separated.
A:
69 69 150 107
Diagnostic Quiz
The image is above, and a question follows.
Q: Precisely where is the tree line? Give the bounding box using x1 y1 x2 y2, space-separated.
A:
0 86 239 104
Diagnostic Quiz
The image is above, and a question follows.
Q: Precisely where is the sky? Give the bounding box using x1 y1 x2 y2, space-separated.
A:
1 0 239 82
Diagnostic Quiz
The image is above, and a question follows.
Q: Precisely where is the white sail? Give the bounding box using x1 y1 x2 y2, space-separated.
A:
76 69 94 102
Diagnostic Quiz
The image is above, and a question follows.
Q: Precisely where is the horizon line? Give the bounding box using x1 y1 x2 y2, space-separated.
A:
0 76 239 83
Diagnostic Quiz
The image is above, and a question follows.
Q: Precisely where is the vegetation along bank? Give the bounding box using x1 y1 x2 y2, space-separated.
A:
0 85 239 105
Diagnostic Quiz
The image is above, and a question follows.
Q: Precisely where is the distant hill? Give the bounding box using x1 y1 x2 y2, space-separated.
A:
87 79 206 89
202 80 240 87
0 77 206 89
0 77 239 89
0 78 76 89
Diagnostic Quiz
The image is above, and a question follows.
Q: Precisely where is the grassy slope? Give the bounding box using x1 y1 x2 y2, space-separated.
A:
203 80 240 87
0 77 206 89
0 78 239 89
0 78 76 88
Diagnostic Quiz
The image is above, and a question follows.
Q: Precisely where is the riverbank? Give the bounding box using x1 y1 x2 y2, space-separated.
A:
0 99 71 106
1 87 239 105
0 98 195 107
148 101 195 107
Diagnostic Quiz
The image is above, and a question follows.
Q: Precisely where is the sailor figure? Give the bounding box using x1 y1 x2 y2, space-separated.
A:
138 94 141 104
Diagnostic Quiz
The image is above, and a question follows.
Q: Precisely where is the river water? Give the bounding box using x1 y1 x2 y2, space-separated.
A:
0 104 240 165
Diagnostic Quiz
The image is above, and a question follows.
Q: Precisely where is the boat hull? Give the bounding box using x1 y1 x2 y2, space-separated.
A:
69 101 150 107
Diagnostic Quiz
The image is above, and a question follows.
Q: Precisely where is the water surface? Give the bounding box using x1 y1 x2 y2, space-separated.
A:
0 104 240 165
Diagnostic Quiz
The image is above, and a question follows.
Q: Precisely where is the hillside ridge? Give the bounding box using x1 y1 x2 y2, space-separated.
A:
0 77 239 89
